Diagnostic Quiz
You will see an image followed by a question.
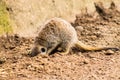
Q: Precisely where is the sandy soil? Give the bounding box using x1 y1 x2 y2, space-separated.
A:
0 2 120 80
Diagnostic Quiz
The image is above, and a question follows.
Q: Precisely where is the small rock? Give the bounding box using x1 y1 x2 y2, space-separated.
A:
0 57 6 64
76 26 84 31
0 60 5 64
83 59 89 64
105 50 114 55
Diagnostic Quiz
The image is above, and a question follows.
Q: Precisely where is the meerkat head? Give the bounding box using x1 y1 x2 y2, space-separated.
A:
30 45 47 57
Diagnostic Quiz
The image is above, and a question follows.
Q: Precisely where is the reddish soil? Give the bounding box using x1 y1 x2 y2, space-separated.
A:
0 2 120 80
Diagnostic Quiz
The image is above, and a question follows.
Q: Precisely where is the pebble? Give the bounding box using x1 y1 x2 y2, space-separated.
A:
105 50 114 55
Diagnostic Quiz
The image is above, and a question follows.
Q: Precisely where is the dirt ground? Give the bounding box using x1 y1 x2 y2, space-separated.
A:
0 2 120 80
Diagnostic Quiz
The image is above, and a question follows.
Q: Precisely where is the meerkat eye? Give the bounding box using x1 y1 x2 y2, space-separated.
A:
41 47 46 53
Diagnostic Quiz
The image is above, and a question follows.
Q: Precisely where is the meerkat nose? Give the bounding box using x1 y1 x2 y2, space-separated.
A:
29 48 39 57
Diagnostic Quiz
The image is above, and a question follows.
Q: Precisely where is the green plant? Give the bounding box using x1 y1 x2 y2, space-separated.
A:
0 0 12 34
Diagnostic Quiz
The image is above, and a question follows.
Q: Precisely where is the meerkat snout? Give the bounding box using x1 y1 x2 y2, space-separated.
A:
30 45 47 57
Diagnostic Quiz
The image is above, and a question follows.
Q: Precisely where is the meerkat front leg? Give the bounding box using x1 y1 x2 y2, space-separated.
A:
47 42 60 55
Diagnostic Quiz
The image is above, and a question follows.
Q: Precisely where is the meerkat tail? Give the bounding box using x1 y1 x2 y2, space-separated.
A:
75 41 119 51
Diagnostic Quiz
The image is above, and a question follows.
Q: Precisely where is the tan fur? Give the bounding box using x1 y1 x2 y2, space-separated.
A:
30 17 118 56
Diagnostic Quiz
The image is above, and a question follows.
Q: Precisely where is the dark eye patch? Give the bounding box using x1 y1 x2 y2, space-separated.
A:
41 48 46 52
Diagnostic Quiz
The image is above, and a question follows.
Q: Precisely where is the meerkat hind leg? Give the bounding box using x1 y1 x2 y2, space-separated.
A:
59 48 70 54
58 43 71 55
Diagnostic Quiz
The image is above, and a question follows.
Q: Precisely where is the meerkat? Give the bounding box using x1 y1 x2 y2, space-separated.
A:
30 17 118 57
